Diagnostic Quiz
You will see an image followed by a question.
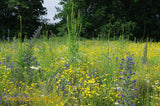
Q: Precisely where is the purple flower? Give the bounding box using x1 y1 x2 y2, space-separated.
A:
130 86 133 89
135 89 138 91
130 71 132 74
127 76 130 78
119 67 122 69
132 62 135 64
121 95 124 97
121 58 124 60
117 82 120 85
117 100 120 103
133 79 137 82
120 63 123 65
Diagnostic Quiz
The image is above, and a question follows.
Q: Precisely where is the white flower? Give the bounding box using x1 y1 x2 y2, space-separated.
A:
30 66 41 70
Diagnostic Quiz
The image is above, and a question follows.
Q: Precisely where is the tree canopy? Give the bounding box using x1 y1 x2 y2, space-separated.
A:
0 0 46 38
55 0 160 41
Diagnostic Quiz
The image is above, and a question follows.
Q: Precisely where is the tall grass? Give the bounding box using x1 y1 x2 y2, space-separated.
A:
0 35 160 105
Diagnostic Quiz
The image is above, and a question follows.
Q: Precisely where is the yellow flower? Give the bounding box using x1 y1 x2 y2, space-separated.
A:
157 86 160 91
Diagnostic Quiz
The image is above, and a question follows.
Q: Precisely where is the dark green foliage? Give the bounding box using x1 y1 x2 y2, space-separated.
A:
55 0 160 41
0 0 46 39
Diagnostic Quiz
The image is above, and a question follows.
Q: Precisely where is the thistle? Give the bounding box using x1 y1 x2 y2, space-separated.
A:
116 54 138 106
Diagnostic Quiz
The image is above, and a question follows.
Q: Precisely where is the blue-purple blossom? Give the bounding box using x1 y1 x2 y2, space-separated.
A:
132 62 135 64
119 67 122 69
117 82 120 85
133 79 137 82
121 58 124 60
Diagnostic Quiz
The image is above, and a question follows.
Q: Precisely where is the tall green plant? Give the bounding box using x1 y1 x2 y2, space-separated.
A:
67 3 81 60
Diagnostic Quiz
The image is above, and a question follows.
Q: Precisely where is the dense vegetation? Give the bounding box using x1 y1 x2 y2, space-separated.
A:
55 0 160 41
0 36 160 106
0 0 160 106
0 0 46 38
1 0 160 41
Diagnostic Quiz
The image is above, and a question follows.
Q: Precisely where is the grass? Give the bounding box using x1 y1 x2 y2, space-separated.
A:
0 36 160 106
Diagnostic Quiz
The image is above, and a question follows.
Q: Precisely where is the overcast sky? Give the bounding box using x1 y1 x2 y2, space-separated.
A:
42 0 61 23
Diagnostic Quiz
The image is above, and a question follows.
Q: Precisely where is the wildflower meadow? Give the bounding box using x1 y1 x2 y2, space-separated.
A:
0 34 160 106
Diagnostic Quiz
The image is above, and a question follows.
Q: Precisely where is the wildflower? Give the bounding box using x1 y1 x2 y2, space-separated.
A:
119 67 122 69
133 79 137 83
135 89 138 91
116 54 138 105
30 66 41 70
132 62 135 64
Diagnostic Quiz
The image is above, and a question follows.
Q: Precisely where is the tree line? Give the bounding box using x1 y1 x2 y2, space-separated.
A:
55 0 160 41
0 0 160 41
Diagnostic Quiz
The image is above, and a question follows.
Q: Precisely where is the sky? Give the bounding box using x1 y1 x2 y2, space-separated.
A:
42 0 61 24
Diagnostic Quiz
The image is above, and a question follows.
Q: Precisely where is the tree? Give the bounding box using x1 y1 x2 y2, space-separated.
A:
55 0 160 41
0 0 46 39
